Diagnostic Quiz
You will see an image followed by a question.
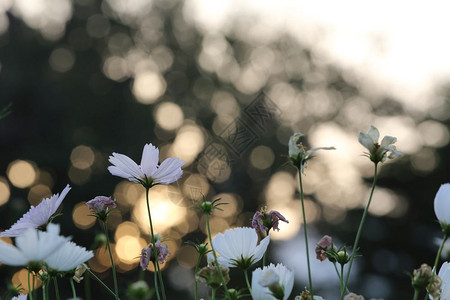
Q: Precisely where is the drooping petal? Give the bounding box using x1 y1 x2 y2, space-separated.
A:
152 157 184 184
109 153 145 180
288 132 304 158
380 135 397 147
305 146 336 160
140 144 159 178
252 234 270 264
367 125 379 142
434 184 450 224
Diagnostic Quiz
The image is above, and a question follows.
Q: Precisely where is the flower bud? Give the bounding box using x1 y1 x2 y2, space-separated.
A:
344 292 365 300
412 264 435 291
126 280 153 300
73 263 88 283
196 264 230 289
336 250 350 265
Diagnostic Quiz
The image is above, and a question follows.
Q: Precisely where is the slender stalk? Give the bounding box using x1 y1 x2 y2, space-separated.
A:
53 277 61 300
145 187 165 300
32 273 36 300
206 213 231 299
340 264 344 297
102 221 120 300
342 163 378 299
70 278 77 300
297 168 313 297
424 233 449 299
333 263 349 295
27 269 34 300
211 287 217 300
153 262 161 300
86 268 120 299
42 280 49 300
413 289 419 300
85 271 91 300
244 270 252 295
194 254 202 300
155 258 167 300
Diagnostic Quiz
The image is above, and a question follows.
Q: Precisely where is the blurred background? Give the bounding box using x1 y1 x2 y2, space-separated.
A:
0 0 450 299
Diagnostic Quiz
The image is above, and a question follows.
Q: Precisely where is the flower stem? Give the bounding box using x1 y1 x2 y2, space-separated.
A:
53 277 60 300
153 262 161 300
342 163 378 299
340 264 344 297
211 287 216 300
86 268 120 299
84 270 91 300
194 254 202 300
244 269 252 295
155 258 167 300
27 269 34 300
206 213 231 300
413 288 419 300
424 233 449 299
262 251 267 267
297 168 313 296
70 278 77 300
42 279 49 300
333 263 349 295
145 186 166 300
102 221 120 300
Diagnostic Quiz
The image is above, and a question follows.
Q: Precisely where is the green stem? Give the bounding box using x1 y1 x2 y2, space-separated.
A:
155 258 167 300
103 221 120 300
27 269 33 300
86 268 120 299
342 163 378 299
42 279 49 300
32 273 36 300
194 254 202 300
244 270 252 295
333 263 349 295
206 213 231 300
53 277 61 300
298 168 313 296
413 288 419 300
70 278 77 300
85 270 91 300
211 287 216 300
425 233 449 299
340 264 344 297
145 186 165 300
153 262 161 300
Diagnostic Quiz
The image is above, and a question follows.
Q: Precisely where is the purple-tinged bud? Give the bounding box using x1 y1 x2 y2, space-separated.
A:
315 235 333 262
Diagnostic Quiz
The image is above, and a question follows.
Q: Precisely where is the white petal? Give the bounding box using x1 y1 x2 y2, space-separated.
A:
152 158 184 184
380 135 397 147
109 153 145 180
252 234 270 263
251 267 275 300
358 132 375 151
434 184 450 223
0 241 28 266
140 144 159 178
288 132 304 157
45 241 94 271
368 125 380 142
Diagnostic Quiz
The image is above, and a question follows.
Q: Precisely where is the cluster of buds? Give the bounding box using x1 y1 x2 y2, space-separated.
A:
411 264 441 298
252 207 289 236
196 261 230 289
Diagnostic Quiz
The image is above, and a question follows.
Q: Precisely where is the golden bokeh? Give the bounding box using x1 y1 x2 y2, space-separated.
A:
115 221 141 241
115 235 146 264
27 184 52 206
176 245 197 269
68 166 91 185
114 181 145 207
250 145 275 170
170 124 205 166
72 202 96 229
70 145 95 170
132 71 166 104
0 177 10 206
155 102 184 131
7 160 37 188
11 268 42 293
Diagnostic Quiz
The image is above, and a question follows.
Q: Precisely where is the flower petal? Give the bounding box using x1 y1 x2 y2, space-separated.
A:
140 144 159 178
0 241 28 266
109 152 145 180
152 158 184 184
435 184 450 224
252 234 270 264
368 125 380 142
380 135 397 147
358 132 375 151
288 132 304 157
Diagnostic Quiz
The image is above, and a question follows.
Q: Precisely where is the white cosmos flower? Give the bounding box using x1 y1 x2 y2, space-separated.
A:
0 224 69 267
45 240 93 272
288 132 335 173
0 185 71 237
434 183 450 225
12 295 27 300
108 143 184 187
358 125 403 164
212 227 270 270
251 263 294 300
